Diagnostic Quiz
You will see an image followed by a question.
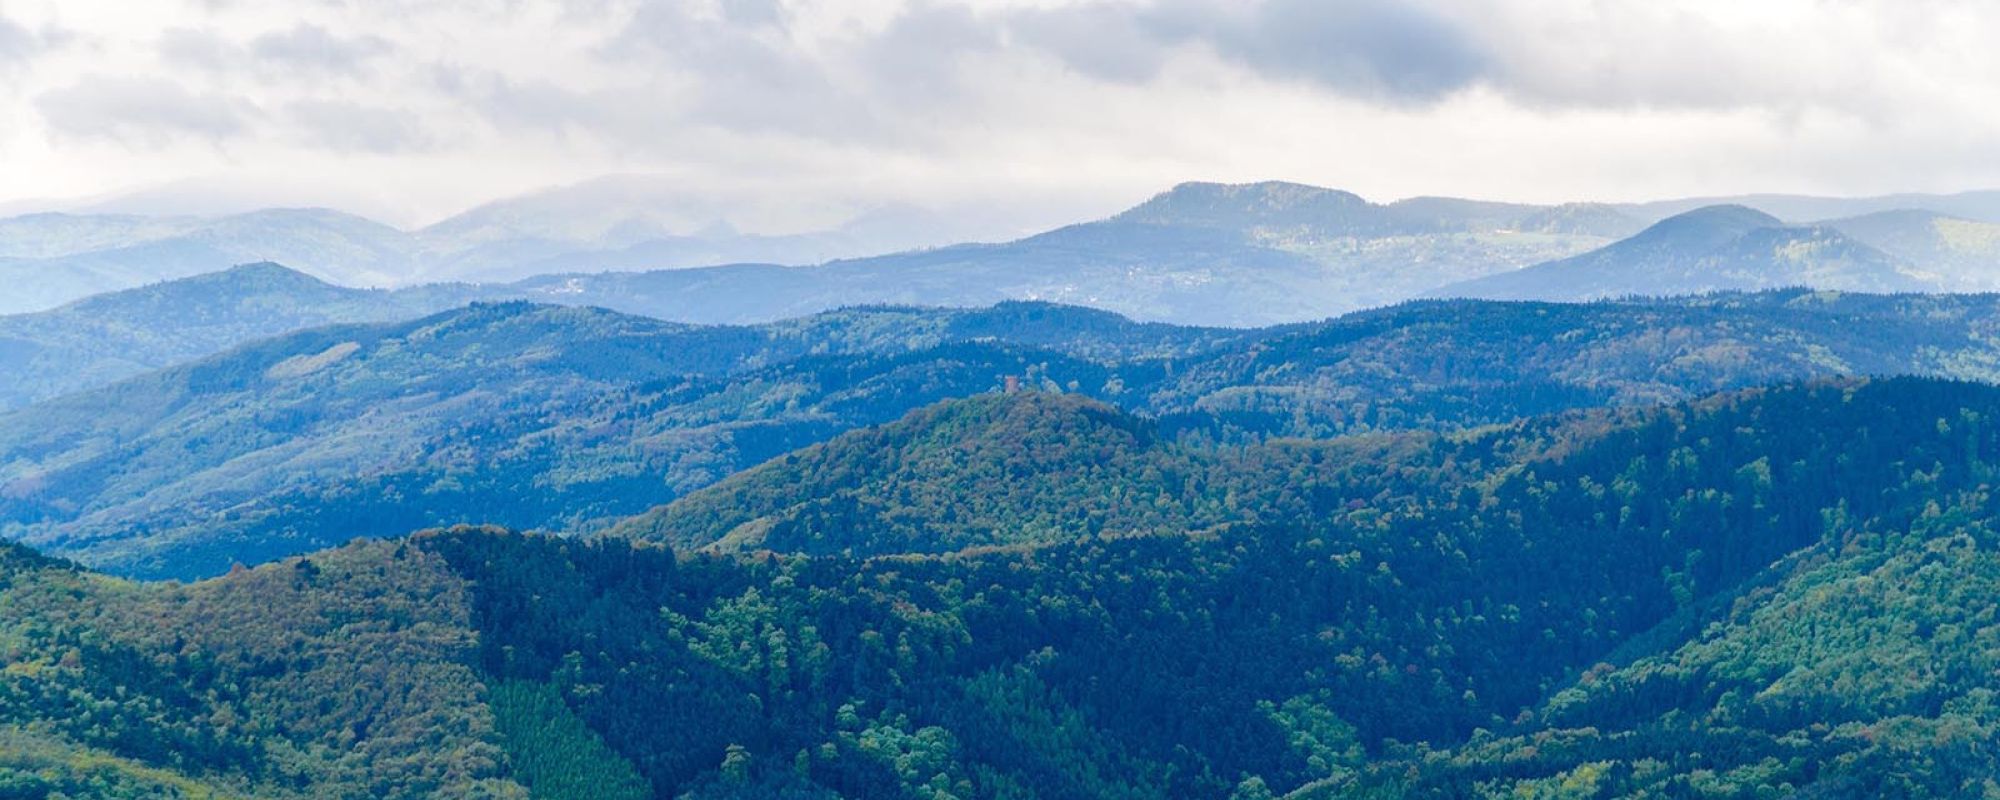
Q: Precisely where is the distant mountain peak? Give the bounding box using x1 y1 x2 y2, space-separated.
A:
1433 203 1922 302
1164 179 1358 200
1115 181 1371 227
1635 204 1785 243
219 261 326 281
62 262 336 309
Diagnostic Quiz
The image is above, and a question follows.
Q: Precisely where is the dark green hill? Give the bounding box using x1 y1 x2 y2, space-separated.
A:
493 377 2000 798
612 392 1202 555
5 378 2000 798
0 537 532 799
1379 522 2000 798
1151 289 2000 438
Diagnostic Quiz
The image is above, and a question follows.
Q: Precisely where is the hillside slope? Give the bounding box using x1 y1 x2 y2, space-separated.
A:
1435 205 1934 301
24 289 2000 578
1829 208 2000 290
0 263 474 410
490 182 1626 327
0 300 1237 578
0 209 424 314
4 378 2000 798
0 538 530 799
0 181 1629 325
612 392 1202 554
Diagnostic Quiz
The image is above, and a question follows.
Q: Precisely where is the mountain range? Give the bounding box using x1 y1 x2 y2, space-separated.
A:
7 177 2000 798
7 180 1999 325
16 287 2000 578
0 176 1027 315
5 376 1997 798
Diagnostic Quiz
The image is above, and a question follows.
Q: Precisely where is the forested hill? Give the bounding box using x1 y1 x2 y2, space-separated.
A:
0 263 1252 413
20 289 2000 578
6 377 1999 798
610 392 1203 554
1148 289 2000 435
0 263 473 411
0 301 1239 579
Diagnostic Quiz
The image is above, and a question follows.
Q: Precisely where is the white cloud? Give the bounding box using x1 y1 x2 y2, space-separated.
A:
248 23 391 76
285 98 431 153
0 0 1997 230
0 14 37 66
36 75 253 145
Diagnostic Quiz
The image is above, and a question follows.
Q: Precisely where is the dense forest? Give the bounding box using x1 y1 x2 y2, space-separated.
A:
18 290 2000 580
4 376 1998 797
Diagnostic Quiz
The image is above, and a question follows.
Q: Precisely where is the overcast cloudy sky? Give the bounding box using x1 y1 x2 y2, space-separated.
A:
2 0 1998 230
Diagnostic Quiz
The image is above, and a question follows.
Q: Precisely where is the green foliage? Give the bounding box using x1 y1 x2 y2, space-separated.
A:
1396 505 2000 797
488 681 649 800
24 289 2000 579
614 392 1203 554
0 726 250 800
8 345 2000 797
0 300 1210 579
426 377 2000 798
0 539 529 799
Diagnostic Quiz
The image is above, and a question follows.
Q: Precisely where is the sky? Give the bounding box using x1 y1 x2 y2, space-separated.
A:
2 0 1998 231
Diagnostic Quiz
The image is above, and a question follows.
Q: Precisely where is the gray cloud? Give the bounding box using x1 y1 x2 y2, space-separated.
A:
287 99 431 153
36 75 252 145
435 64 689 157
1005 4 1173 84
594 2 905 144
0 15 33 65
157 27 238 72
1148 0 1489 101
250 23 391 76
858 3 999 106
1000 0 1919 114
718 0 783 28
1004 0 1488 102
6 0 2000 229
0 12 67 71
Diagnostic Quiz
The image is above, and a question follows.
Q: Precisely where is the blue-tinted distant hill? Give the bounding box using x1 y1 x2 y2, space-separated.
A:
0 181 1638 322
0 261 1276 411
1826 208 2000 290
489 181 1640 327
488 185 2000 326
10 181 1999 324
0 209 422 313
1620 188 2000 225
0 263 479 410
1432 205 1935 301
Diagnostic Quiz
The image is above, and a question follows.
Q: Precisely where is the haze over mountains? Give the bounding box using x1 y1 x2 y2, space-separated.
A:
7 179 2000 324
1434 205 1935 301
0 175 1035 315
